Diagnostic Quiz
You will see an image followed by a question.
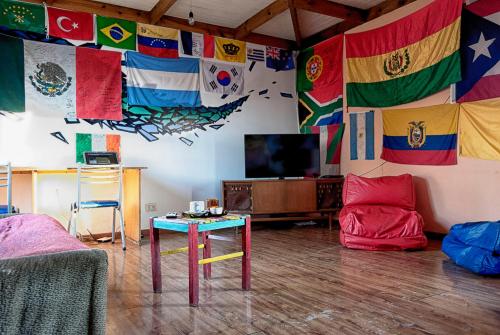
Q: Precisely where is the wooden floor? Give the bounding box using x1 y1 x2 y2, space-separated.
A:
98 223 500 335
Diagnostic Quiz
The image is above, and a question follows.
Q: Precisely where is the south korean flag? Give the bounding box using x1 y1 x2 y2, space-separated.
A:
202 60 244 95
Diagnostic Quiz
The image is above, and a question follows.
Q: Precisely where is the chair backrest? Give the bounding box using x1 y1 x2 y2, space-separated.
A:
342 173 416 210
77 164 123 206
0 163 12 214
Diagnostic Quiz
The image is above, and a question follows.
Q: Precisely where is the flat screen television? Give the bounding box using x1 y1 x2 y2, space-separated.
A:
244 134 320 178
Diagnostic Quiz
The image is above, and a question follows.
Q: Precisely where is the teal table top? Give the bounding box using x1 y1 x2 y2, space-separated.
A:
153 215 247 233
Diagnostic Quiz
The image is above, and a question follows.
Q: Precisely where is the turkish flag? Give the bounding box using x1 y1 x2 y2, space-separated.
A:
47 7 94 41
76 47 123 121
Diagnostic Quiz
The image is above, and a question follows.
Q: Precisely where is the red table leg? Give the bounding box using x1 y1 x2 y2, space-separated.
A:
202 231 212 280
188 223 199 306
242 216 251 291
149 217 162 293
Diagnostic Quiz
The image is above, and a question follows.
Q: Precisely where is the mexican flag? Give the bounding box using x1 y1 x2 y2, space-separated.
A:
345 0 462 107
0 0 45 34
296 34 343 93
0 34 24 113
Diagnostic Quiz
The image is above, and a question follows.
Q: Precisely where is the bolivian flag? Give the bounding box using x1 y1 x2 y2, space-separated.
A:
346 0 462 107
382 104 459 166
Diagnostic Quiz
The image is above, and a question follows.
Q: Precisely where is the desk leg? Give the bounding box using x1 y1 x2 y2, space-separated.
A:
188 224 199 306
242 216 251 291
149 218 162 293
202 231 212 280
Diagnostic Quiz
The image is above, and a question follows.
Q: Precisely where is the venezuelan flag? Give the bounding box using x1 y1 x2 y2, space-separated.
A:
137 23 178 58
382 104 459 165
345 0 462 107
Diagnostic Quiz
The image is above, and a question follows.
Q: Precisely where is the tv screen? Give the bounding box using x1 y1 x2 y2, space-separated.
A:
244 134 320 178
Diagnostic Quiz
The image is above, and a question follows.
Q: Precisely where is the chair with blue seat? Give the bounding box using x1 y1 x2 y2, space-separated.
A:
68 164 126 250
0 163 15 215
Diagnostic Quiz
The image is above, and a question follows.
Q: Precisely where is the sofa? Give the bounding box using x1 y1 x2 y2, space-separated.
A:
339 173 428 251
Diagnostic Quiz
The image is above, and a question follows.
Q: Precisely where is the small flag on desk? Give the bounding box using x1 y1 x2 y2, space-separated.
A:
47 7 94 41
137 23 178 58
76 133 121 163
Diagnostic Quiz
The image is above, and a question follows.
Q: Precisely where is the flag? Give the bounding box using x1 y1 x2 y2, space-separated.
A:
76 47 122 120
0 34 24 113
350 111 375 160
0 0 44 34
298 88 343 133
202 60 244 95
266 46 294 71
96 16 136 50
215 37 246 63
460 98 500 161
137 23 178 58
466 0 500 23
382 104 459 166
454 9 499 102
76 133 120 163
297 35 342 92
179 31 214 58
247 46 264 62
47 7 94 41
304 123 344 175
345 0 462 107
24 40 76 119
125 51 200 107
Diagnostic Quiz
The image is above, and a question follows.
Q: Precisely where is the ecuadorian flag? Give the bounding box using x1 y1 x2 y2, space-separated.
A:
382 104 459 166
346 0 462 107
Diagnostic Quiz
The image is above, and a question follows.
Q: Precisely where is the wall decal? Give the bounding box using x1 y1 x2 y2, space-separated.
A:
280 92 293 98
249 61 256 72
179 137 193 146
209 124 224 130
259 89 268 95
50 131 69 144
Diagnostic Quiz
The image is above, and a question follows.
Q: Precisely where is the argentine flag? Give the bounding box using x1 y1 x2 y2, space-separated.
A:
125 51 201 107
350 111 375 160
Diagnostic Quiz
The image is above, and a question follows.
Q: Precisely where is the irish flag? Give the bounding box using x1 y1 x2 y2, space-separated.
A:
346 0 462 107
76 133 121 163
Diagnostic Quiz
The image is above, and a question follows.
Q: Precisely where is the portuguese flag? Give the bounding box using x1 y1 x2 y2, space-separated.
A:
297 34 343 93
345 0 462 107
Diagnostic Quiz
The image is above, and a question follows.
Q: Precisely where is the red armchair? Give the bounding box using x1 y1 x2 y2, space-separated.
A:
339 173 428 251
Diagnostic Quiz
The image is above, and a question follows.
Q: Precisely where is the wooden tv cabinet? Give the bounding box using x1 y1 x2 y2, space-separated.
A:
222 177 344 228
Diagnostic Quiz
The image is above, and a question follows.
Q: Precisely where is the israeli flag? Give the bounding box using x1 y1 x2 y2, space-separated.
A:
125 51 201 107
350 111 375 160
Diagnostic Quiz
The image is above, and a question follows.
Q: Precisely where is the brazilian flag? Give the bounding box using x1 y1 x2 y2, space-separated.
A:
0 0 45 34
97 16 137 51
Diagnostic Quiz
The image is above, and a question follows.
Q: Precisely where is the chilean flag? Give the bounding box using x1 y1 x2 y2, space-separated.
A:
455 2 500 102
47 7 94 41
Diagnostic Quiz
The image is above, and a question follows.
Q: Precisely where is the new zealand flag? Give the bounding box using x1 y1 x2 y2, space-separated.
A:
266 46 295 71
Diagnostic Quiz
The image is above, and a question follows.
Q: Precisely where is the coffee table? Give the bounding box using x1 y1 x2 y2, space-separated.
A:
149 214 251 306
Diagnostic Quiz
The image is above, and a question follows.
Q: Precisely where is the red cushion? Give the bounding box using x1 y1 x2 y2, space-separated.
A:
342 173 416 210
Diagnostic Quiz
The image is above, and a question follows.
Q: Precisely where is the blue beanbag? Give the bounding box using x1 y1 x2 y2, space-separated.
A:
442 221 500 275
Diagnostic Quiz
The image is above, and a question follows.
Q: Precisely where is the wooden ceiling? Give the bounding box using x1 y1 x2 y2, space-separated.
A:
24 0 417 49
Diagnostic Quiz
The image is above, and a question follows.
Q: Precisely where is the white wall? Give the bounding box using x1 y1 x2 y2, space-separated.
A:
341 0 500 233
0 47 298 234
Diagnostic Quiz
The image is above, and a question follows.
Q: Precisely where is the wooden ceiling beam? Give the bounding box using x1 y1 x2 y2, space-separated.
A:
301 0 417 48
288 0 302 47
149 0 177 25
21 0 295 49
290 0 366 23
234 0 289 40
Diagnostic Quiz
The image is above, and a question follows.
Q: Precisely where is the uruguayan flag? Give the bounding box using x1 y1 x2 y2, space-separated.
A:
125 51 200 107
350 111 375 160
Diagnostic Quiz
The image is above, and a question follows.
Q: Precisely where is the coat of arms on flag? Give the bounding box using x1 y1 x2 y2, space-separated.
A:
215 37 246 63
266 46 294 71
202 60 244 95
126 51 201 107
0 0 45 34
97 16 136 50
454 6 499 102
47 7 94 41
137 23 178 58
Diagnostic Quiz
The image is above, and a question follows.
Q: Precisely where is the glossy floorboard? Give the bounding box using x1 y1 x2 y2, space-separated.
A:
99 224 500 335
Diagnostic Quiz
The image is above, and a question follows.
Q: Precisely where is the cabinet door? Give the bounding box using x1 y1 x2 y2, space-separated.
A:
252 180 316 214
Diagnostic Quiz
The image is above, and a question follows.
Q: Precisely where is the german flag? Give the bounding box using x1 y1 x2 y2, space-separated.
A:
345 0 462 107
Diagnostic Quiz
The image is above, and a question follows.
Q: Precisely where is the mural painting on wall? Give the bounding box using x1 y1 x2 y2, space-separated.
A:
0 27 281 146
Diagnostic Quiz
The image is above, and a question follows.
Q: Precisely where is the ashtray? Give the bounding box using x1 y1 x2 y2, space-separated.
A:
183 211 210 218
